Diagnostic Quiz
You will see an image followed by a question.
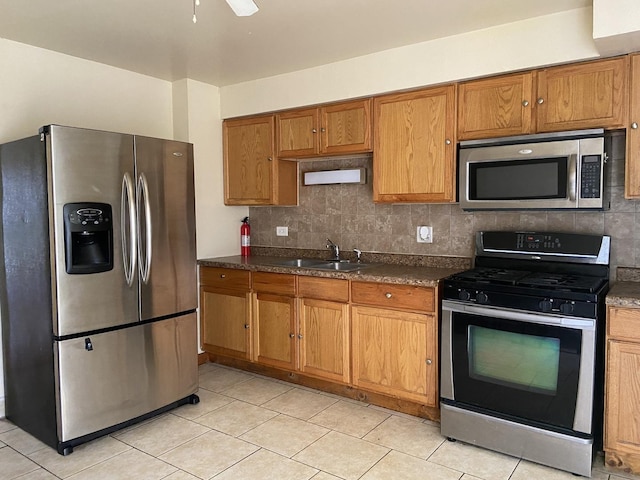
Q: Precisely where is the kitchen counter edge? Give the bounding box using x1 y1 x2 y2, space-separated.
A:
198 255 465 287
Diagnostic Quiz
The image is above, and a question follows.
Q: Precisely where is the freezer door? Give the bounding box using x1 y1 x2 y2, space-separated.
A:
48 126 138 336
134 136 197 321
55 314 198 442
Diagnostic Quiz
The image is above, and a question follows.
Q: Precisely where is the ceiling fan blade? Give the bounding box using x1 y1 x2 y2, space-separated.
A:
225 0 259 16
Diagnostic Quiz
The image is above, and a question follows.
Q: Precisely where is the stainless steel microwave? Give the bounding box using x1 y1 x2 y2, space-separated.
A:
458 129 610 210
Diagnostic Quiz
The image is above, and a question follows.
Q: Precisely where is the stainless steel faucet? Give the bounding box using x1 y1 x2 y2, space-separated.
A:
326 238 340 261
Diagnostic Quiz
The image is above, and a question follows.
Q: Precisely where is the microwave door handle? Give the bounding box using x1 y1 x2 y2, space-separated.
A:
568 154 577 202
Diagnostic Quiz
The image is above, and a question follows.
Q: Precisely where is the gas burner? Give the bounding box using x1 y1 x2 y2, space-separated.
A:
517 273 606 293
450 268 531 285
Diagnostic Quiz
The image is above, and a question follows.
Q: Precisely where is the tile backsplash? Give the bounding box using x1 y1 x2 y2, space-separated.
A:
249 131 635 280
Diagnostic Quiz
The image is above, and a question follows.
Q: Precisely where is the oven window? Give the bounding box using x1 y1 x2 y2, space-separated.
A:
469 157 567 200
469 326 560 395
452 312 582 431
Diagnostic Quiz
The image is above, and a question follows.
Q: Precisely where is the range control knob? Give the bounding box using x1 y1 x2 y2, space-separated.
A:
539 299 553 312
476 292 489 304
458 289 471 301
559 302 574 314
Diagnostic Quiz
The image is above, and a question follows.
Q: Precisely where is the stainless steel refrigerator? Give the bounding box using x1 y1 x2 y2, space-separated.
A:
0 125 199 455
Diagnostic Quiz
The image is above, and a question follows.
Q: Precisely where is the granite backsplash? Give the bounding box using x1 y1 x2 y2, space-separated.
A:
249 131 635 280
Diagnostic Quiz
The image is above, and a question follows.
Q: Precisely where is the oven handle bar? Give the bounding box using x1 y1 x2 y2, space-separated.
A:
441 300 595 330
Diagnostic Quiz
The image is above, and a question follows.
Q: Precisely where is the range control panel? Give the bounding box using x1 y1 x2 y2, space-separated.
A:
477 231 610 261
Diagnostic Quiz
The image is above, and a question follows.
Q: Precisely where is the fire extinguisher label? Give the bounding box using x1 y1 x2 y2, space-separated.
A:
241 235 250 247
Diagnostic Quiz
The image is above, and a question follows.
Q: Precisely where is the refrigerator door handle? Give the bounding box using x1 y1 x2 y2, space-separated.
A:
137 173 152 284
121 173 137 286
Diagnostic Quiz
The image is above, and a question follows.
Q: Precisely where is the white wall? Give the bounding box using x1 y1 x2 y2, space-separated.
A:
172 79 248 259
0 39 174 143
593 0 640 56
221 8 597 118
0 39 242 417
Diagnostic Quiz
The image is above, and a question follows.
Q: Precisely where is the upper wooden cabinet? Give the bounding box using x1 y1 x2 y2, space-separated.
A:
458 57 629 140
457 72 534 140
536 57 628 133
277 99 372 158
626 54 640 198
223 114 298 206
373 85 456 203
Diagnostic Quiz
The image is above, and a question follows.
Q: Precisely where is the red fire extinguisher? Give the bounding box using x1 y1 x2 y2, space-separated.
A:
241 217 250 257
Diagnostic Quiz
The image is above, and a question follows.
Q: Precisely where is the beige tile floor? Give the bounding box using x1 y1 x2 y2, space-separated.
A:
0 362 635 480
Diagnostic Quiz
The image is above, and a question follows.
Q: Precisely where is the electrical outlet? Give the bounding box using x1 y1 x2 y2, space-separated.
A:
417 226 433 243
276 226 289 237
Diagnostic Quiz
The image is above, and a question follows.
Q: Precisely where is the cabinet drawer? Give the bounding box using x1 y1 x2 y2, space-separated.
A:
351 281 434 312
608 306 640 341
253 271 296 295
298 276 349 302
200 267 250 290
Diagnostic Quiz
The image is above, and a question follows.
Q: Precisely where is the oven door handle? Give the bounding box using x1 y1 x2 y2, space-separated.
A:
442 301 595 330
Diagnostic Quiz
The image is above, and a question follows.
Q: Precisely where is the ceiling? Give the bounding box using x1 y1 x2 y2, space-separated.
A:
0 0 591 87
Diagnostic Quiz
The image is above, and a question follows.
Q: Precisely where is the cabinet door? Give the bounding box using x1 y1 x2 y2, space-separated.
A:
605 339 640 455
373 85 456 203
351 305 437 405
626 54 640 198
457 72 534 140
536 57 628 133
299 298 350 383
200 286 251 359
223 115 275 205
320 99 372 155
277 108 319 158
252 292 296 370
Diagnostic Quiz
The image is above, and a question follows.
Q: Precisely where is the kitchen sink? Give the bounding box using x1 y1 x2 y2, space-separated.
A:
273 258 325 268
309 261 372 272
271 258 373 271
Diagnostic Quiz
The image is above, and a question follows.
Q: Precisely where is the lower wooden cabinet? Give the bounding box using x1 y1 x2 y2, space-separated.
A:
298 277 350 383
605 306 640 473
200 267 251 359
252 272 297 370
200 267 439 413
351 281 438 406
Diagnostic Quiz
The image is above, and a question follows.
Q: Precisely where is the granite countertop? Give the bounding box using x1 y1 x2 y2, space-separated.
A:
606 267 640 307
198 253 469 287
606 282 640 307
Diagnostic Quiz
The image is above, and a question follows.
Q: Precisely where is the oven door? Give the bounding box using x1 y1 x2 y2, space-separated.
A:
441 300 596 435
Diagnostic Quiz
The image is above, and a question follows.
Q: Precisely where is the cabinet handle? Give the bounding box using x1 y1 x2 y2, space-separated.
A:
321 127 326 133
385 292 392 299
244 324 250 329
289 333 295 338
297 333 303 339
522 100 529 107
312 128 317 133
537 98 544 105
445 139 452 145
632 122 639 130
220 274 226 278
426 359 433 365
267 157 273 162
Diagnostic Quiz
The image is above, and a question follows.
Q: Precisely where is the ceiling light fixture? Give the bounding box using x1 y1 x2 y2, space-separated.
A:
192 0 259 23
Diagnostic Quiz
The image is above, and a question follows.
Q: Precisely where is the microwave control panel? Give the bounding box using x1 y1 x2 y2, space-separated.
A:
580 155 602 199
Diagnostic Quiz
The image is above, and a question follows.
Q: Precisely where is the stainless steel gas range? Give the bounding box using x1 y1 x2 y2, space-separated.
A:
440 231 610 477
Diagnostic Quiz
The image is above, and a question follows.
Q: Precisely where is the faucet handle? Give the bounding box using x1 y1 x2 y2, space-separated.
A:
353 248 362 262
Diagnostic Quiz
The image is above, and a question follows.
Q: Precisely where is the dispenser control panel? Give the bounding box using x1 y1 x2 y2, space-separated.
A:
68 207 110 226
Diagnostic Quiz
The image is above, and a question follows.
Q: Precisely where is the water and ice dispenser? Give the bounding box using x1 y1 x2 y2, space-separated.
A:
63 203 113 274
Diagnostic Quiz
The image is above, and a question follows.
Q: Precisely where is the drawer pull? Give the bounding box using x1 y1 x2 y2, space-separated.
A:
385 292 392 299
244 324 250 329
426 359 433 365
220 274 226 278
297 333 303 339
289 333 295 338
